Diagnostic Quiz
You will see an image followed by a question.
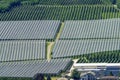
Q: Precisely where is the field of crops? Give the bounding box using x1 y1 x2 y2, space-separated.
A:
0 40 46 62
38 0 112 5
60 19 120 39
0 0 114 13
0 59 72 77
77 50 120 63
0 20 60 40
0 0 120 80
52 39 120 58
0 5 119 21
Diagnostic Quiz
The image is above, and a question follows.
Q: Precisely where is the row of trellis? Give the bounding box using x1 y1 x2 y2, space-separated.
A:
52 39 120 58
0 58 72 77
60 19 120 39
0 5 119 21
38 0 108 5
0 20 60 40
52 18 120 63
0 40 46 62
77 51 120 63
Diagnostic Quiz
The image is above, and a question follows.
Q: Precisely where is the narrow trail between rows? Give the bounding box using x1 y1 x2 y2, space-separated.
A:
47 22 64 60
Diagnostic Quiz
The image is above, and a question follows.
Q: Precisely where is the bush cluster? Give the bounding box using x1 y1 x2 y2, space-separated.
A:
117 0 120 9
0 0 21 12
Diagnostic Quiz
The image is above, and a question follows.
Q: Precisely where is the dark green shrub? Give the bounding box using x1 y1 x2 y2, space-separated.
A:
71 69 80 80
0 0 21 12
117 0 120 9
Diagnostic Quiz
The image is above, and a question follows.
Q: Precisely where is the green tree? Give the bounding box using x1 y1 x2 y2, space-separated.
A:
109 71 114 76
47 75 51 80
119 71 120 77
71 69 80 80
110 0 116 4
33 73 45 80
117 0 120 9
117 3 120 9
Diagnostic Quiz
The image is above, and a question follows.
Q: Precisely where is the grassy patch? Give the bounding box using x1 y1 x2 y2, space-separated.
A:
51 77 60 80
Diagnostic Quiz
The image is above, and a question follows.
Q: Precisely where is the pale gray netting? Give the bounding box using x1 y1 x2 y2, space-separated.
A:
0 40 46 61
0 58 72 77
0 20 60 40
52 39 120 58
60 19 120 39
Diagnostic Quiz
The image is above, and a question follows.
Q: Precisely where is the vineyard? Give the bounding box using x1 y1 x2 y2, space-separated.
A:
38 0 112 5
0 5 119 21
0 0 114 13
0 20 60 40
77 50 120 63
52 39 120 58
60 19 120 39
0 59 72 77
0 0 120 80
0 40 46 62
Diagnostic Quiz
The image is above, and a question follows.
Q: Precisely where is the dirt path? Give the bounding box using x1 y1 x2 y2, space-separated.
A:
47 22 64 61
56 22 64 41
47 42 54 60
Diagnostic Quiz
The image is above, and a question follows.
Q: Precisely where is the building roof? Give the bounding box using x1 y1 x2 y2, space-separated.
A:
74 63 120 67
100 76 119 79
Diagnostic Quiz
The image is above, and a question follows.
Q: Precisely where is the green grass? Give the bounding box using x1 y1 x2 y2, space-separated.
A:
45 76 60 80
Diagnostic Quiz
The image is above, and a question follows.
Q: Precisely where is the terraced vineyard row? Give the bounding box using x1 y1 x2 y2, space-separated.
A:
0 0 113 13
0 5 119 21
77 50 120 63
38 0 112 5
